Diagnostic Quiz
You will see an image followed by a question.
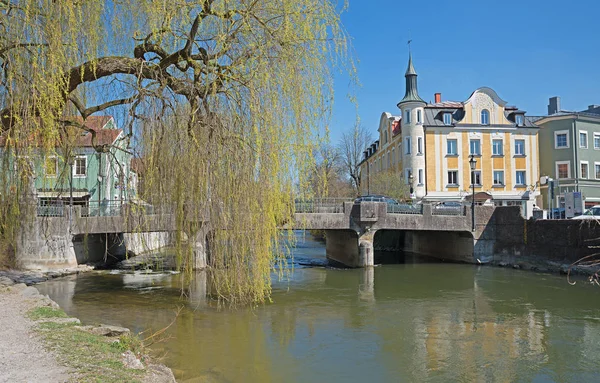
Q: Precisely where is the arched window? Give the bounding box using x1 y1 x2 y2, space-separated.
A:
481 109 490 125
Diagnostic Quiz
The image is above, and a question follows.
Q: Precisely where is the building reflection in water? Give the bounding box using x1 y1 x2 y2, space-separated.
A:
35 262 600 382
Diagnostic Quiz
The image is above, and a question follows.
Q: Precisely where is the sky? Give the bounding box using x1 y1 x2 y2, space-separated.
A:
328 0 600 144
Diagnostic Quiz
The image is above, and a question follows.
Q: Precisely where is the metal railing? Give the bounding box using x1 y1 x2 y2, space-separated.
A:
294 198 351 214
387 203 423 215
81 201 125 217
431 206 466 216
37 202 66 217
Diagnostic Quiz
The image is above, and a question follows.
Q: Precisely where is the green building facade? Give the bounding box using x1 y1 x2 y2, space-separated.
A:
1 116 136 215
537 97 600 210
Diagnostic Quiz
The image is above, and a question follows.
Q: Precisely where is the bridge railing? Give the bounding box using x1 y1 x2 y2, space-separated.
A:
294 198 352 213
387 203 423 215
37 201 66 217
431 206 466 216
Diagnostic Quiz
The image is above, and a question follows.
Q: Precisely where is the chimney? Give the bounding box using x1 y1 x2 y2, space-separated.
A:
434 93 442 104
548 96 561 115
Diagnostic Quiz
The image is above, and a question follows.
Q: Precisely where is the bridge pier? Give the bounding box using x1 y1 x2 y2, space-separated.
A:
324 230 375 268
358 232 375 267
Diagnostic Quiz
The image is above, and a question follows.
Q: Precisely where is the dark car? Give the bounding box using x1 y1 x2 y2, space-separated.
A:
354 195 399 205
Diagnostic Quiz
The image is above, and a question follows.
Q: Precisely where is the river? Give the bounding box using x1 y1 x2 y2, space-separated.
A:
37 231 600 382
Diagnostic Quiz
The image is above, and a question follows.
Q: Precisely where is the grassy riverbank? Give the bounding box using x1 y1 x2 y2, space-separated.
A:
29 306 147 383
0 282 174 383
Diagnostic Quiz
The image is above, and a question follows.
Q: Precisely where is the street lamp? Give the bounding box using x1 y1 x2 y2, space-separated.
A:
408 173 414 199
469 154 477 231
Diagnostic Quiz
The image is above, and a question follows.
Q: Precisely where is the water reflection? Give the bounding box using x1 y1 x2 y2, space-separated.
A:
37 232 600 382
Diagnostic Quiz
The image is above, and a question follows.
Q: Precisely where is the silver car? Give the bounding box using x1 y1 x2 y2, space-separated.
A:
572 206 600 220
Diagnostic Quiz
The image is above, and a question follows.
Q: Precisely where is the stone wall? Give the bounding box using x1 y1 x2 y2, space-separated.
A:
16 218 77 270
490 207 600 269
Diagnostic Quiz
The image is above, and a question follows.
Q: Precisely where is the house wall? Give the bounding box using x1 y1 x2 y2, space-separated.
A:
538 116 600 208
424 127 539 198
18 132 135 203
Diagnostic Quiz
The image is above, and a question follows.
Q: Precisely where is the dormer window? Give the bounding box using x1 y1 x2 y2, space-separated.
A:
443 113 452 126
515 114 524 126
481 109 490 125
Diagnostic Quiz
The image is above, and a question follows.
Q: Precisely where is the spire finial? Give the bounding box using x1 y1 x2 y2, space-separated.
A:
397 41 425 106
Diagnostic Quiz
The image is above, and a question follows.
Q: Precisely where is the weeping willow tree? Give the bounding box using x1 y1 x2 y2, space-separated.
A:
0 0 352 304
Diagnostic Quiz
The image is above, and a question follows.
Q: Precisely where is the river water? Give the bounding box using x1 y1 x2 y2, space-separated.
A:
37 231 600 382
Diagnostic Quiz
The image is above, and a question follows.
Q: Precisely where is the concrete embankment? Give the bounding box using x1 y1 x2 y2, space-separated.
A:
0 275 175 383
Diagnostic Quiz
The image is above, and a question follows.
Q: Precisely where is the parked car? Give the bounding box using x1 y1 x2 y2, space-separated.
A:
354 195 400 205
572 205 600 220
434 201 463 210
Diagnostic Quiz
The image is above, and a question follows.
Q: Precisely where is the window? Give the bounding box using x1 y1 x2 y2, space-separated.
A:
556 161 570 179
471 170 481 186
515 114 524 126
555 130 569 148
405 137 411 155
73 156 87 177
391 147 395 165
493 171 504 186
447 139 457 155
417 137 423 154
417 110 422 124
418 169 424 185
492 139 503 155
580 131 588 148
515 171 526 185
384 130 388 144
470 139 481 155
405 109 411 124
595 134 600 149
447 170 458 185
581 161 589 179
443 113 452 126
45 157 57 177
515 139 525 155
481 109 490 125
382 154 386 170
595 163 600 179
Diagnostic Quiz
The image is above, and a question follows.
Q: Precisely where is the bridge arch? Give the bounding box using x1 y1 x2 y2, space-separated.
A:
373 229 475 264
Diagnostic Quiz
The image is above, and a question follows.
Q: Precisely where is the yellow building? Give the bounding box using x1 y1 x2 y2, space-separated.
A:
360 55 540 216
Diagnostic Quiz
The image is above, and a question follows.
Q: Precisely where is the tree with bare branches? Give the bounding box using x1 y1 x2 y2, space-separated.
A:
0 0 352 305
338 124 372 195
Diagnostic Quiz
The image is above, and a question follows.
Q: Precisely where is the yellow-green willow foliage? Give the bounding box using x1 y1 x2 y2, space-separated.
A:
0 0 352 304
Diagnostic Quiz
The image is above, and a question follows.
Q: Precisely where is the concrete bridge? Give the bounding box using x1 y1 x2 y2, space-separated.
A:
17 198 506 270
293 201 496 267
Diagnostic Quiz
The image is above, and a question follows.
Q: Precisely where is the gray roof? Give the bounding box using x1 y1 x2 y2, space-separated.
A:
424 105 537 128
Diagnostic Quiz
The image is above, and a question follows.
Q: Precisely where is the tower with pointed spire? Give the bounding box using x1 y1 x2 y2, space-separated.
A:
397 50 427 199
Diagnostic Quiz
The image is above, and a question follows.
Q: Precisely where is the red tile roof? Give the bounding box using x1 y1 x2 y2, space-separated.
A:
391 120 401 136
0 115 121 147
130 158 145 174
